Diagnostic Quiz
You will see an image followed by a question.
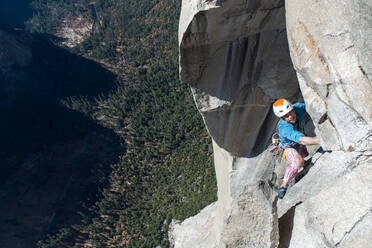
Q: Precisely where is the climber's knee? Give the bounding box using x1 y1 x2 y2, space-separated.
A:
284 148 304 169
293 153 304 168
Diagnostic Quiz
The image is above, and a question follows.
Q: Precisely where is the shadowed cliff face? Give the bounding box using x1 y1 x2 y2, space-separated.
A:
179 0 300 157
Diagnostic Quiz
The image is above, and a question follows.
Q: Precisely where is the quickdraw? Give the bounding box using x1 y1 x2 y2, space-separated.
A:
270 132 285 157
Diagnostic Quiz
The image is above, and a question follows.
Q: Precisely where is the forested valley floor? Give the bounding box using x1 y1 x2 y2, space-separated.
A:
23 0 217 247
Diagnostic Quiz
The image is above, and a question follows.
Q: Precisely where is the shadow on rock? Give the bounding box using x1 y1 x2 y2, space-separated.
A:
179 3 301 158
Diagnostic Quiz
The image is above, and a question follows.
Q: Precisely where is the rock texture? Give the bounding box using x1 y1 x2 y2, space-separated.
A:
173 0 372 247
278 153 372 248
280 1 372 247
286 0 372 152
170 202 217 247
171 141 279 247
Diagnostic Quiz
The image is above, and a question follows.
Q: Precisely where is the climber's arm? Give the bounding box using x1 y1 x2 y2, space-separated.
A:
299 136 320 145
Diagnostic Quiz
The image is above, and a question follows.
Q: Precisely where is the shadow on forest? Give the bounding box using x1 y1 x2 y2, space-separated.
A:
0 0 33 28
0 26 123 248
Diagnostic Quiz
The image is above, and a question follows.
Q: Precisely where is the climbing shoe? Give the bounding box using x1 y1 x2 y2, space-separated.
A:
278 187 287 199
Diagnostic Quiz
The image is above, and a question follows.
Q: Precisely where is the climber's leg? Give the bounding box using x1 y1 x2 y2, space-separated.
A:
278 148 305 199
281 148 304 187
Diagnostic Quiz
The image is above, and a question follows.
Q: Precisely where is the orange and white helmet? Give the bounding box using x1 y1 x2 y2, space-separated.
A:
273 98 293 117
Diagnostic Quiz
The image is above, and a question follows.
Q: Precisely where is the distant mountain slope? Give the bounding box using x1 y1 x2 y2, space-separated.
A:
0 25 116 161
0 25 122 248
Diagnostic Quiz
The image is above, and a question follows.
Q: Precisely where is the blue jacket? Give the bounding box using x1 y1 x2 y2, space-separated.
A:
277 103 306 149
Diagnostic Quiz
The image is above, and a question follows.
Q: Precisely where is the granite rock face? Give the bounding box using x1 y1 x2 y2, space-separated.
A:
173 0 372 247
169 202 218 247
286 0 372 152
171 141 280 248
278 152 372 248
280 1 372 247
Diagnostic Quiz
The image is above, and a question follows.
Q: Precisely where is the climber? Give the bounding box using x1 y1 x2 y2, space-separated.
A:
272 98 320 199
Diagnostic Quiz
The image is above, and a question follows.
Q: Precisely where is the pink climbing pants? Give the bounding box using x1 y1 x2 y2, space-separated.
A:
282 146 308 185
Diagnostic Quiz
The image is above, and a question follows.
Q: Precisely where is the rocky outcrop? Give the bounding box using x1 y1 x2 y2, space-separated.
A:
171 141 280 247
55 16 92 48
172 0 372 247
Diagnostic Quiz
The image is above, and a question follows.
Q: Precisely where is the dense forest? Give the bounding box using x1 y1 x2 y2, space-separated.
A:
24 0 217 247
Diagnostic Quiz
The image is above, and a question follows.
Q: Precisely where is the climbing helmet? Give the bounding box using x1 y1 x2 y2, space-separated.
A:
273 98 293 117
